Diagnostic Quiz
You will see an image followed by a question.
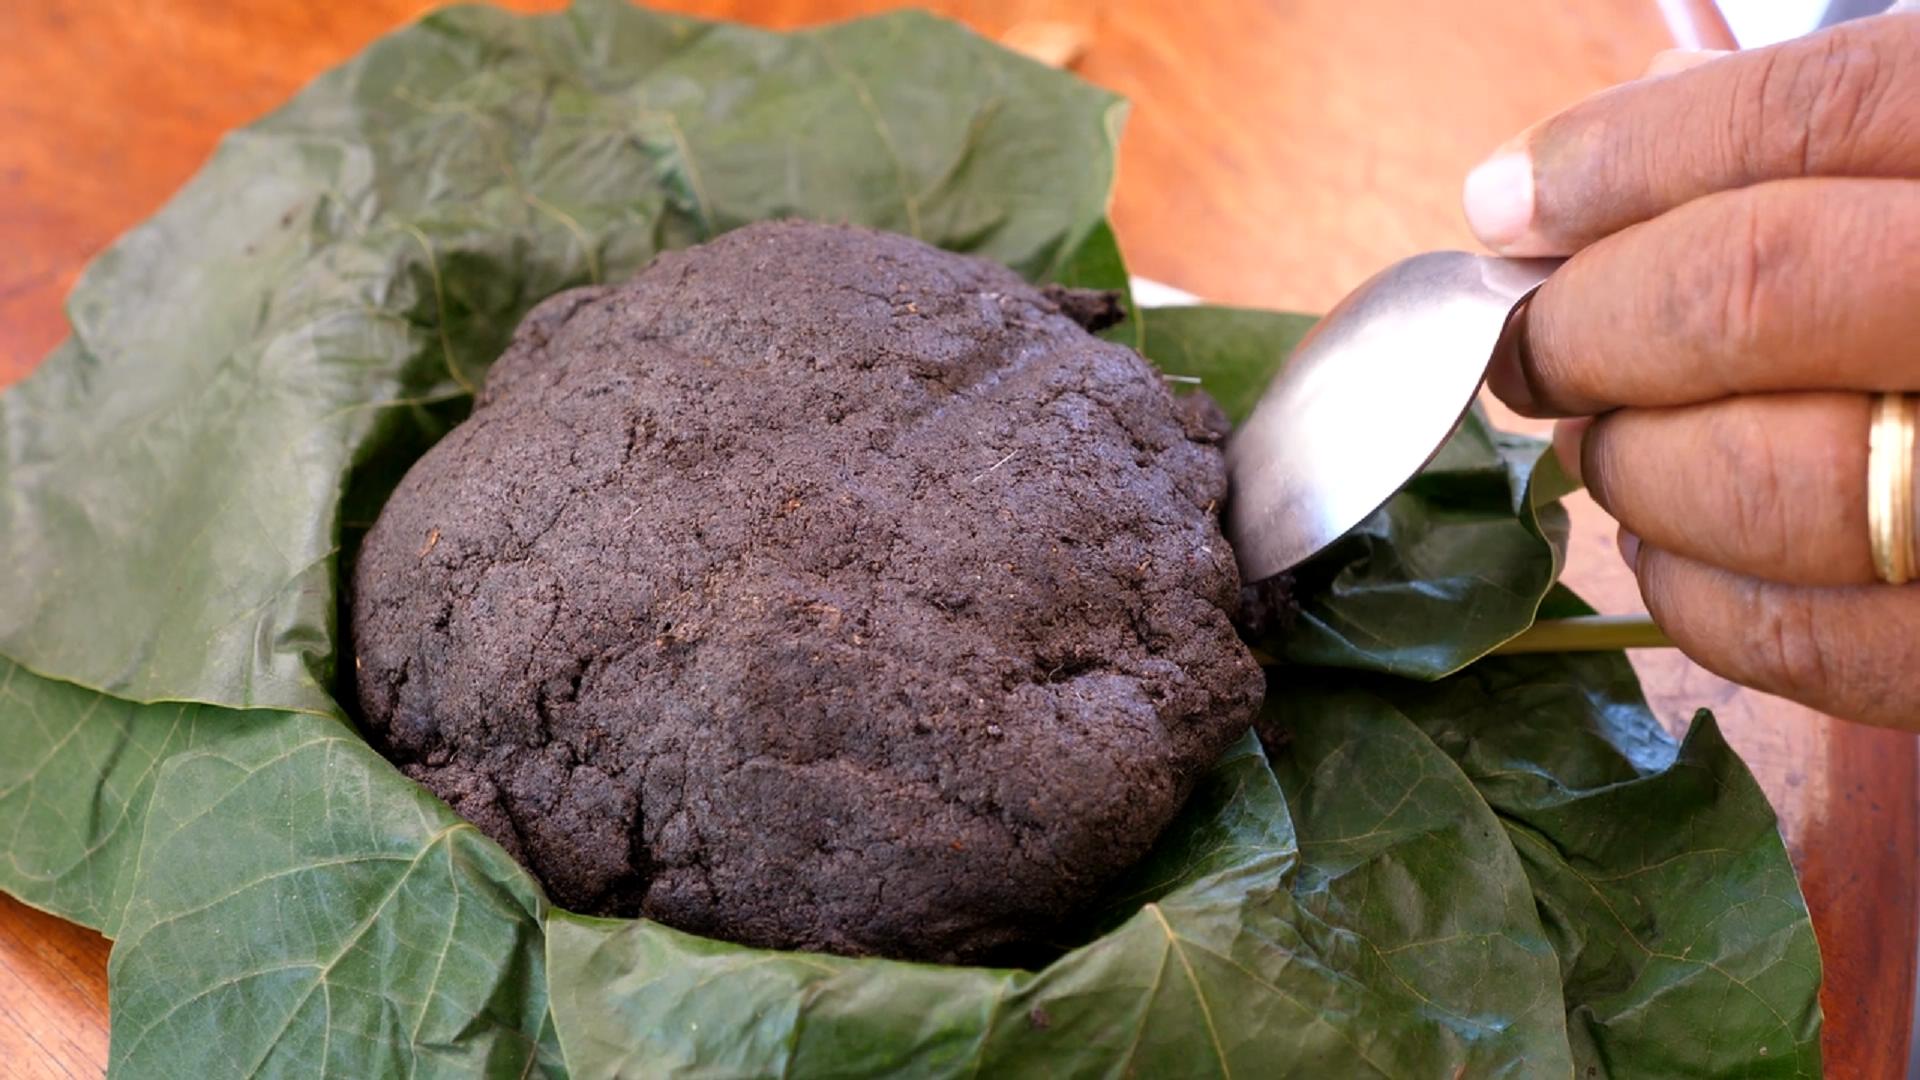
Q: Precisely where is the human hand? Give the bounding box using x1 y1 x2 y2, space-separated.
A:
1463 14 1920 726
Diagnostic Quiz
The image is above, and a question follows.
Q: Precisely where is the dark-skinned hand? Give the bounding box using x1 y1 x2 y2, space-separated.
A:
1463 13 1920 727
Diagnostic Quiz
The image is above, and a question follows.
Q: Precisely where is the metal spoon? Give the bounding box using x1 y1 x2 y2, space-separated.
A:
1225 251 1557 580
1222 251 1668 651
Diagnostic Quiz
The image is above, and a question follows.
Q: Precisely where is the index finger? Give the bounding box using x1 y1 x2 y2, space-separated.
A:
1487 177 1920 416
1463 13 1920 256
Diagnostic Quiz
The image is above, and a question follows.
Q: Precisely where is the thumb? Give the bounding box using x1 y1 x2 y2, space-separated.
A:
1462 14 1920 255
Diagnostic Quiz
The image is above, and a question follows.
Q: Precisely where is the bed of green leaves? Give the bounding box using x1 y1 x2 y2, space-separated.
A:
0 3 1821 1076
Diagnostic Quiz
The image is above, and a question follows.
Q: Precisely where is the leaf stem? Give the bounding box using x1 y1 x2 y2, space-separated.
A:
1492 615 1673 654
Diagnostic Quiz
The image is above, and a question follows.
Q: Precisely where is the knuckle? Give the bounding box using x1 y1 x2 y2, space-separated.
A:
1635 545 1689 619
1578 416 1620 509
1716 197 1772 358
1714 407 1793 569
1800 29 1896 172
1668 193 1782 373
1741 23 1906 176
1736 47 1804 175
1582 413 1659 526
1754 589 1837 699
1512 295 1589 411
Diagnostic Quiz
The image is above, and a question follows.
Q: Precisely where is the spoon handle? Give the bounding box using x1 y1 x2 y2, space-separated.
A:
1491 615 1672 654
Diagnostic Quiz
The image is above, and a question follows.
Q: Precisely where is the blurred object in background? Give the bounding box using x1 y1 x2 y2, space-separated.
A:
998 19 1090 67
1718 0 1899 43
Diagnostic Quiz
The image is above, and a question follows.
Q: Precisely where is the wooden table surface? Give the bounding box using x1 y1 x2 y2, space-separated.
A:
2 2 1913 1077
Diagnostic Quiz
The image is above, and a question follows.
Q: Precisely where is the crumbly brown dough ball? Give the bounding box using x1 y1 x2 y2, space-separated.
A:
352 221 1262 962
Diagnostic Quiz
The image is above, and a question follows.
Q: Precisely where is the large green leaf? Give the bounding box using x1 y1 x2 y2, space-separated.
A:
1275 607 1824 1077
0 662 254 934
0 658 562 1077
1262 676 1574 1072
0 0 1126 718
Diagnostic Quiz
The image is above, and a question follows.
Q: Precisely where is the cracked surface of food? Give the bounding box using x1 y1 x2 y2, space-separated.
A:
351 220 1262 962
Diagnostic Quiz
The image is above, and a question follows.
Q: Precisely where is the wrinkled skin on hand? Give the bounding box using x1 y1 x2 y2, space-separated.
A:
351 221 1263 962
1464 14 1920 727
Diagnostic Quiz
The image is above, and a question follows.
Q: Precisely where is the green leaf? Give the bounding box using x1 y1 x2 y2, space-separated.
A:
107 713 564 1077
1263 673 1578 1075
1284 624 1824 1077
0 0 1126 717
0 658 562 1077
0 664 232 933
1276 411 1571 677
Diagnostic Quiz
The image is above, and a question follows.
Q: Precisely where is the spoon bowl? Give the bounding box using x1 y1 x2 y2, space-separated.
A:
1225 251 1559 581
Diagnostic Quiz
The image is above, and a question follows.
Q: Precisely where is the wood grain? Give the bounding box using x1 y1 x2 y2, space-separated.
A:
2 2 1911 1077
0 895 112 1079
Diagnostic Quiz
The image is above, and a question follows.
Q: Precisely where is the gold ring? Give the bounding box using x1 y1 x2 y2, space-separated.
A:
1868 392 1917 585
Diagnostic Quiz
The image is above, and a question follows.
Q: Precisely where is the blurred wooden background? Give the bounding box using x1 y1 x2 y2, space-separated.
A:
1 2 1911 1076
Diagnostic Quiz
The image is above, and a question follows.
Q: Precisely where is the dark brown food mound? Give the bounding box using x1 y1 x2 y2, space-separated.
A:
351 220 1263 963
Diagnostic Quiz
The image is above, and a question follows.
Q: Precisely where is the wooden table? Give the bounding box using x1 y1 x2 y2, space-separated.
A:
2 2 1912 1076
